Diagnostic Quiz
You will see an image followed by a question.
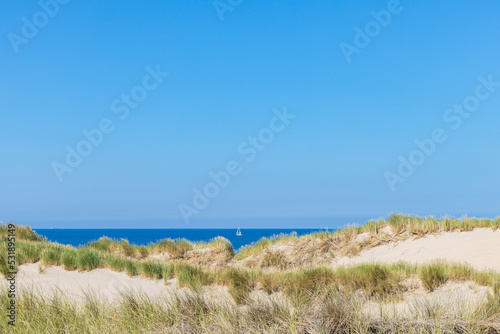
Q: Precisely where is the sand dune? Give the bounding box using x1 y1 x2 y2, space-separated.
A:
2 228 499 302
335 228 500 271
2 263 179 301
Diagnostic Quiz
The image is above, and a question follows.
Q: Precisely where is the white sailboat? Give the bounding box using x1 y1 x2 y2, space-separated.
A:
236 227 242 236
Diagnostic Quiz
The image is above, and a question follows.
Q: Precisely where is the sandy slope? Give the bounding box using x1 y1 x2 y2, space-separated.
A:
1 263 179 301
335 228 500 271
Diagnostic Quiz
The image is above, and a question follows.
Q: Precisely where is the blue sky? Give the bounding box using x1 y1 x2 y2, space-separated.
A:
1 0 500 228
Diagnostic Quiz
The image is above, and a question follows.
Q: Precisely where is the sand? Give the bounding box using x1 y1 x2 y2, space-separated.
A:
1 263 179 302
334 228 500 271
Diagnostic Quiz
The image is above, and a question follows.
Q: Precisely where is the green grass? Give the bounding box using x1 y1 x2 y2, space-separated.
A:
216 267 255 304
106 255 127 272
0 245 8 275
335 263 403 297
86 236 114 252
17 242 44 263
84 235 233 262
41 245 64 266
235 232 298 260
0 223 45 242
202 236 234 255
174 263 211 290
419 262 449 291
135 245 149 259
1 284 499 333
119 239 134 257
61 248 78 270
280 266 336 296
260 250 287 268
494 280 500 295
446 262 497 286
140 260 165 279
162 264 174 282
123 258 139 276
253 263 411 299
155 238 193 258
77 249 103 271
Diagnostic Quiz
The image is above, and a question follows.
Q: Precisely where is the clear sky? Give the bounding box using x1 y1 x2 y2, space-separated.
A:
1 1 500 228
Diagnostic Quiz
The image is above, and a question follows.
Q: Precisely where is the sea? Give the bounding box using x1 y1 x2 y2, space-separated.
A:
33 229 327 252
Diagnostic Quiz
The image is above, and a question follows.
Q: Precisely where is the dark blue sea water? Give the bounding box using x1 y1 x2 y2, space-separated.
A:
33 229 326 251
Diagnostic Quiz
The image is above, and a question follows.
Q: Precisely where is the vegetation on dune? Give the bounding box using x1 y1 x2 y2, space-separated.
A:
60 248 78 270
124 258 140 277
175 262 211 291
1 283 500 333
235 232 299 260
234 213 500 267
40 244 64 266
6 237 499 304
1 217 500 332
76 248 103 271
1 215 500 285
418 262 449 291
2 214 500 268
140 260 167 280
17 242 44 263
83 235 234 265
0 223 45 242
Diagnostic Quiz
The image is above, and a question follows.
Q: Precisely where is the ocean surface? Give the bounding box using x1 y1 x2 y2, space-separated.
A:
33 229 327 251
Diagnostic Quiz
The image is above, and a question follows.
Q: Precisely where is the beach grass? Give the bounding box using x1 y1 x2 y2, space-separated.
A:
235 232 299 260
61 248 78 270
140 260 165 280
123 258 139 276
175 262 211 291
418 262 449 291
1 283 499 333
40 244 64 266
76 248 103 271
